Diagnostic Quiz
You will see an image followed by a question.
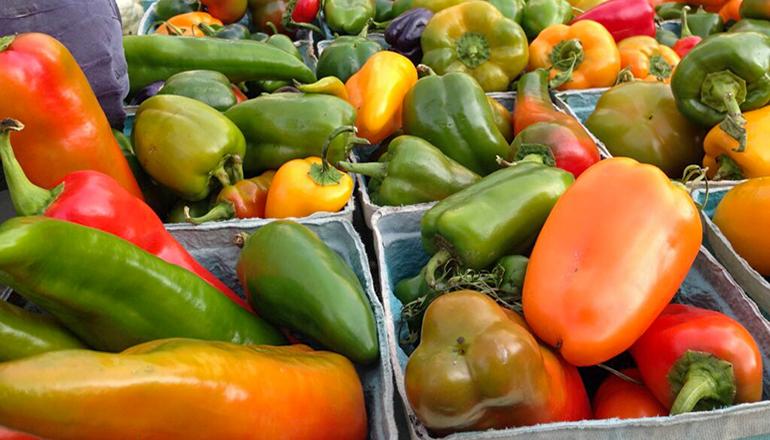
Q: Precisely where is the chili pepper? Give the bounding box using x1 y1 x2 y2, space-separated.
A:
187 171 274 223
157 70 237 111
375 0 396 21
656 2 686 19
523 158 702 367
156 12 224 36
254 33 304 93
702 105 770 180
315 26 382 83
586 82 705 178
670 32 770 151
421 1 529 92
631 304 762 414
199 22 252 39
0 33 142 197
156 0 201 20
673 7 703 58
123 35 316 94
297 77 350 100
686 6 725 37
338 135 480 206
200 0 248 23
384 8 433 64
618 36 680 82
225 92 360 174
720 0 742 22
403 71 510 175
168 199 210 223
238 221 379 364
656 28 680 47
741 0 770 18
521 0 573 40
0 216 285 351
528 20 621 90
729 18 770 36
593 369 667 419
133 95 246 201
0 300 85 362
488 97 514 143
324 0 376 34
572 0 656 42
0 339 366 440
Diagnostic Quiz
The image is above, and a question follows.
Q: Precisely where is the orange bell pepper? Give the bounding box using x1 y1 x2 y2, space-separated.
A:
703 106 770 180
156 12 224 36
618 36 680 83
528 20 621 90
522 157 702 366
345 51 418 144
720 0 743 21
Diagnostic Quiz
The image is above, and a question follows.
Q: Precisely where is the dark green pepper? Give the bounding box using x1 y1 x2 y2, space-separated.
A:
395 266 429 305
158 70 237 111
0 216 285 352
655 2 685 19
375 0 396 21
237 221 379 364
402 71 510 175
687 7 724 38
656 27 680 47
489 0 526 22
0 300 86 361
256 34 303 92
521 0 573 40
729 19 770 37
200 23 252 39
156 0 201 20
338 135 480 206
315 27 382 83
497 255 528 296
167 199 211 223
741 0 770 20
324 0 376 35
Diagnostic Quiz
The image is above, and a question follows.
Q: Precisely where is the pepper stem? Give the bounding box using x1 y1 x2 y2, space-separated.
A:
416 64 437 77
185 202 235 224
549 39 584 89
212 166 231 188
309 125 365 186
425 249 452 288
0 119 59 216
288 20 323 34
0 35 14 52
713 155 744 180
512 143 556 167
233 232 250 248
266 21 279 34
337 161 388 179
681 6 693 38
230 156 245 183
455 32 491 69
700 71 748 151
668 350 736 415
615 67 635 85
649 55 673 81
198 22 219 36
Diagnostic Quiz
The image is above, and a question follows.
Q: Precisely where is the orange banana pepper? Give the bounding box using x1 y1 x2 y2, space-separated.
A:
156 12 224 36
720 0 743 21
346 51 418 144
522 158 702 366
528 20 621 90
618 36 680 83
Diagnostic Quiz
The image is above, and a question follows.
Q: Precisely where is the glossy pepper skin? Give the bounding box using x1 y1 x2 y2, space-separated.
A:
421 1 529 92
156 0 200 20
674 0 730 12
238 221 379 364
0 339 366 440
403 72 510 175
686 7 725 38
741 0 770 18
315 27 382 83
586 81 705 178
201 0 248 23
729 18 770 36
719 0 743 25
385 8 433 64
0 216 285 351
0 34 142 197
123 35 316 94
521 0 573 40
592 369 667 419
324 0 376 34
0 120 247 309
155 11 224 36
248 0 288 33
0 301 85 362
345 51 417 144
254 33 304 93
133 95 246 201
339 135 480 206
523 158 702 367
714 178 770 275
488 97 514 142
572 0 655 42
187 171 274 223
673 7 703 58
158 70 237 111
631 304 763 414
200 22 253 39
618 36 680 82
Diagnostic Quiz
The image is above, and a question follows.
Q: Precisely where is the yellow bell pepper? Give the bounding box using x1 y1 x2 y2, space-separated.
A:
704 106 770 180
618 36 680 83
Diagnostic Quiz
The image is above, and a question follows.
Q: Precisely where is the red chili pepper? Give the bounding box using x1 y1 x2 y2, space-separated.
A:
187 171 275 224
630 304 763 415
282 0 322 33
231 84 248 103
673 7 702 58
572 0 656 42
0 119 251 313
593 369 667 419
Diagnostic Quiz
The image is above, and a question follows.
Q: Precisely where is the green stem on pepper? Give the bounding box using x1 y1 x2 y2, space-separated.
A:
669 350 736 415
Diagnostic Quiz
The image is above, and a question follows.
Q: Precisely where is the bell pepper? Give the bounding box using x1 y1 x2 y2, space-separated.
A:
572 0 656 42
156 12 224 36
402 71 510 175
375 0 396 20
592 369 667 419
385 8 434 64
200 22 253 39
521 0 573 40
186 171 274 223
420 1 529 92
674 0 729 12
673 6 703 58
238 221 379 364
488 97 514 143
720 0 742 22
528 20 621 90
0 120 247 310
422 153 574 276
248 0 288 33
156 0 201 20
338 135 480 206
656 28 680 47
585 81 705 178
686 6 725 37
714 178 770 275
522 158 702 366
324 0 376 34
157 70 237 111
631 304 763 414
670 32 770 151
224 93 360 174
618 36 680 82
200 0 248 23
286 0 321 27
316 26 382 83
0 339 366 440
0 216 285 351
123 35 316 94
405 291 590 433
0 301 85 362
729 18 770 36
0 34 142 197
133 95 246 201
345 51 417 144
656 2 686 19
741 0 770 18
391 0 525 20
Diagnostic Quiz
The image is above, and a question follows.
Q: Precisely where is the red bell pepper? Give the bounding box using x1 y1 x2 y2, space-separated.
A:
593 369 667 419
0 119 251 312
631 304 763 414
187 171 274 223
572 0 656 42
673 7 702 58
283 0 322 33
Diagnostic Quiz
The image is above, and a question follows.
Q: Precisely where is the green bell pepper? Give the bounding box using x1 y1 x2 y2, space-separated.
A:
403 71 510 175
156 0 200 20
237 221 379 364
324 0 376 35
656 2 685 20
392 0 524 21
315 27 382 83
159 70 237 111
687 7 724 38
0 216 285 352
729 19 770 37
489 0 526 22
338 135 480 206
521 0 573 40
375 0 396 21
0 300 86 361
133 95 246 201
741 0 770 20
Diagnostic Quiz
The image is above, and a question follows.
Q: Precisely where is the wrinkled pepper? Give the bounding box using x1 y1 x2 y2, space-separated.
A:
631 304 763 414
156 0 201 20
420 1 529 92
0 216 285 351
155 12 224 36
384 8 433 64
673 6 703 58
338 135 480 206
187 171 274 223
158 70 238 111
0 339 366 440
592 369 667 419
521 0 573 40
572 0 656 42
714 178 770 275
686 6 725 38
0 33 142 197
618 36 680 82
201 0 248 23
523 158 702 366
741 0 770 18
0 301 85 362
315 26 382 83
402 71 510 175
324 0 376 34
729 18 770 36
238 221 379 364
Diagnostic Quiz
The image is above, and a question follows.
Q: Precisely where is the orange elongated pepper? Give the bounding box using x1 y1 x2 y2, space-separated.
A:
0 33 142 198
156 12 224 36
618 36 680 83
522 158 702 366
0 339 366 440
346 51 418 144
703 106 770 180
